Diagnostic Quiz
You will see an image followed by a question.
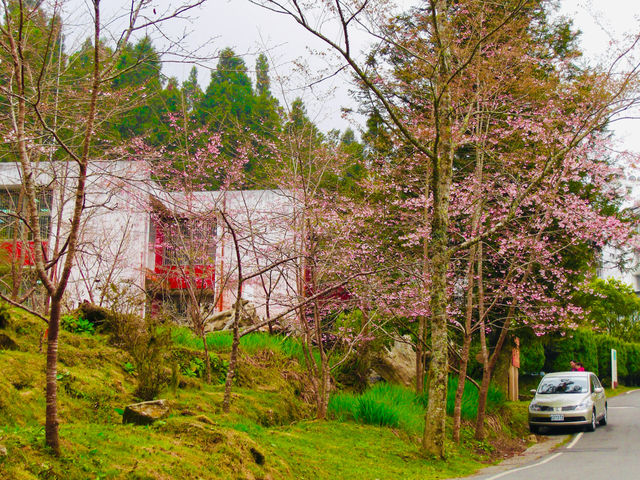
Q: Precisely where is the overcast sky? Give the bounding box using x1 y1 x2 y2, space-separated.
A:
66 0 640 150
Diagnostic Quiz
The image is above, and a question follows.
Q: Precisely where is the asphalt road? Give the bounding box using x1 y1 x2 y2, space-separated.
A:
466 389 640 480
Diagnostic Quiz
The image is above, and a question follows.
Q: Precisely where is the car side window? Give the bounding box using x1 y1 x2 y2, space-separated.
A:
593 376 602 390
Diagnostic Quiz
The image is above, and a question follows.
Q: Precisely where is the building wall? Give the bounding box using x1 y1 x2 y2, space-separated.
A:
0 161 299 324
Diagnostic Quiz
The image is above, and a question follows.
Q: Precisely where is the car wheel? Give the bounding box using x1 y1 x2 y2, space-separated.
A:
529 424 539 434
599 404 608 426
586 409 597 432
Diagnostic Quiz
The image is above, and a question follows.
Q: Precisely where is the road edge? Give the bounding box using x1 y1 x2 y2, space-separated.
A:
448 433 570 479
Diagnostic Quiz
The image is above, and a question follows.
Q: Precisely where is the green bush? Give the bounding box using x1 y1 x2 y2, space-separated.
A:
547 329 598 374
61 314 95 335
520 340 545 374
595 335 627 385
624 343 640 384
110 314 173 400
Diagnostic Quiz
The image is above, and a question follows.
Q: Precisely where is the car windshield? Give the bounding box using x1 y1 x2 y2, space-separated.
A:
537 377 588 394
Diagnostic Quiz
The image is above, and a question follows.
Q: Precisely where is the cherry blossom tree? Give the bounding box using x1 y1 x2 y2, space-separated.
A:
0 0 206 454
251 0 640 457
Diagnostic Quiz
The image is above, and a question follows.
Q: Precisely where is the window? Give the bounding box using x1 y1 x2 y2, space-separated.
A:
160 216 216 266
0 188 52 240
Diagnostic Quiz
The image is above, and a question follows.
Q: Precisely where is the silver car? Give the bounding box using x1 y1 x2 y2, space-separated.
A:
528 371 607 433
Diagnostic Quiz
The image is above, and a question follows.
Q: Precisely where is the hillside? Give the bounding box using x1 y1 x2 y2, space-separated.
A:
0 308 529 479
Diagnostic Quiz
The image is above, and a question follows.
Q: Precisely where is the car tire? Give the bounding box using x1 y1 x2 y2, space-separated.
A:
599 404 608 426
529 424 539 434
586 409 597 432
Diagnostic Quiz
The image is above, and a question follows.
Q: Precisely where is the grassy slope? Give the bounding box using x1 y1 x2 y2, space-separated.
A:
0 310 527 480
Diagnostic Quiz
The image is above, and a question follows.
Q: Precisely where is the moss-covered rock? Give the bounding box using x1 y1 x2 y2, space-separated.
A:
122 399 169 425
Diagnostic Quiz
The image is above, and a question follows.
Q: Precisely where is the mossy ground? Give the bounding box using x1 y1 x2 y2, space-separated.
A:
1 308 530 479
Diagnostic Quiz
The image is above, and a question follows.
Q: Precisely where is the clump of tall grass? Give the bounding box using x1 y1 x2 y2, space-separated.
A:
445 376 505 420
171 327 307 363
329 383 424 434
329 377 506 435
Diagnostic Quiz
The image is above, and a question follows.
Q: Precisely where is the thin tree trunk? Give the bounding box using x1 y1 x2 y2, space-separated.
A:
452 255 475 442
417 167 431 395
475 243 490 440
222 213 242 412
416 315 425 394
453 110 486 442
201 327 212 384
222 301 241 412
314 301 330 419
45 295 62 454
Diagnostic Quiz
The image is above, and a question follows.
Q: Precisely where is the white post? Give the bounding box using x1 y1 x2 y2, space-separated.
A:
611 349 618 389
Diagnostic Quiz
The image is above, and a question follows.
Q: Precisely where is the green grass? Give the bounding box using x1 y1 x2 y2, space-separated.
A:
172 327 309 363
329 378 506 436
445 376 506 420
0 308 522 479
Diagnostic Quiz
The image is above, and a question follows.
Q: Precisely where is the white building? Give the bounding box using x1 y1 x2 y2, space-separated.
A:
0 160 298 322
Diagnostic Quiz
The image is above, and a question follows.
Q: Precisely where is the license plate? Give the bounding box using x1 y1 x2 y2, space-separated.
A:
550 414 564 422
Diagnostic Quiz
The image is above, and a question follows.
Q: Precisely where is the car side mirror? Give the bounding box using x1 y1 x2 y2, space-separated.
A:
530 389 537 395
594 387 604 394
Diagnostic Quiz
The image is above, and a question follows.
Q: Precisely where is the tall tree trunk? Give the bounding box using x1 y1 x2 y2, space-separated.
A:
422 0 455 458
422 157 453 456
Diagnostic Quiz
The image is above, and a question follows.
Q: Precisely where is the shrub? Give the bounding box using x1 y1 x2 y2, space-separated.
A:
520 340 545 374
547 329 598 374
595 335 627 385
60 314 95 335
171 346 228 383
110 313 173 400
624 343 640 385
75 301 111 330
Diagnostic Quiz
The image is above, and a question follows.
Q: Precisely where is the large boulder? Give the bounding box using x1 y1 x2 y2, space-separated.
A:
122 399 169 425
373 335 417 387
205 299 259 332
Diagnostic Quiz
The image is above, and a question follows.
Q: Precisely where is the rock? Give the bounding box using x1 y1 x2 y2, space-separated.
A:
122 399 169 425
0 444 7 457
0 333 18 351
367 369 384 385
373 335 417 387
527 434 538 443
205 299 259 332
